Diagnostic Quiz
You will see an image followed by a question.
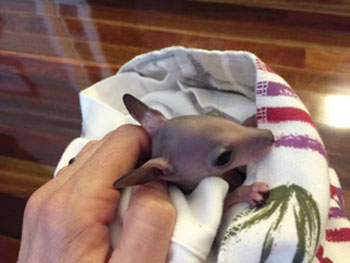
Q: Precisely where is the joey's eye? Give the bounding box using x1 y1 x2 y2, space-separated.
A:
214 150 233 167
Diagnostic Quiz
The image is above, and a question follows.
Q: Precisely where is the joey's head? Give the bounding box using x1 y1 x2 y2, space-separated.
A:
113 94 274 191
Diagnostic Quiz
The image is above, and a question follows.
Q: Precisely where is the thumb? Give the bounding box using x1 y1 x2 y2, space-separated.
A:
110 181 176 263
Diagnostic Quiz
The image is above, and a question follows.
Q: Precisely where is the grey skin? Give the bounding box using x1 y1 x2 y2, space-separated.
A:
114 94 274 208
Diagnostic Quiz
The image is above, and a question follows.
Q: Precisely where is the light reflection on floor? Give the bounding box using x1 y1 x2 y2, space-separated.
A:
325 95 350 128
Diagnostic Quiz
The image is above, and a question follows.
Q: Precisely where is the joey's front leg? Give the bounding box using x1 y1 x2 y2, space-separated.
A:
224 182 269 211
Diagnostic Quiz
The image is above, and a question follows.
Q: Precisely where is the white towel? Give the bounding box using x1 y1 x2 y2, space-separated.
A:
55 47 350 263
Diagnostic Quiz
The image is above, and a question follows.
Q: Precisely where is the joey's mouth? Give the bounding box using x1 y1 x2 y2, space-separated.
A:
220 168 246 192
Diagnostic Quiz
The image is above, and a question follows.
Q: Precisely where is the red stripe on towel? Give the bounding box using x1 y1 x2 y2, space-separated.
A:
326 228 350 242
330 185 345 206
265 65 276 73
255 58 276 73
316 246 333 263
257 107 315 127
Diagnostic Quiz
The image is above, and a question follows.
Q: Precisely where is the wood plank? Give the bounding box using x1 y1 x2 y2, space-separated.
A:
2 40 350 100
0 95 80 134
297 90 350 130
5 0 350 31
0 14 306 69
2 2 350 73
0 235 20 263
0 156 53 238
0 123 79 166
0 56 82 165
0 31 147 68
0 73 80 107
0 192 26 239
2 3 350 78
193 0 350 16
0 50 114 95
2 1 350 49
306 48 350 74
273 65 350 96
0 155 53 198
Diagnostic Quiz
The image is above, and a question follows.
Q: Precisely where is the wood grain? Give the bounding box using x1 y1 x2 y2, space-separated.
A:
0 235 20 263
194 0 350 16
0 156 52 239
0 0 349 257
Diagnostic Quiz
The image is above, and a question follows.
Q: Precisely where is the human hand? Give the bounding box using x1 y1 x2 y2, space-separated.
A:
18 125 176 263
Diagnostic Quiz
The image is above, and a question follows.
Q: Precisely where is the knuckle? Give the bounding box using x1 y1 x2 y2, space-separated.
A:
143 197 175 219
110 124 144 141
79 140 99 155
86 140 98 148
56 166 68 177
25 191 42 215
39 206 62 232
157 199 176 221
84 147 115 170
39 193 67 224
116 124 138 133
103 126 126 144
141 201 176 229
130 190 176 229
40 202 56 223
102 130 115 140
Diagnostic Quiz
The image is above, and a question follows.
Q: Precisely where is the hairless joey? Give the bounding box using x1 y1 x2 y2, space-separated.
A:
114 94 274 210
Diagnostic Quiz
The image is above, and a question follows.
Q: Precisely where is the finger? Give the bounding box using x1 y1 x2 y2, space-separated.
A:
58 128 127 181
110 181 176 263
69 125 151 197
62 140 101 177
60 129 119 178
71 129 124 171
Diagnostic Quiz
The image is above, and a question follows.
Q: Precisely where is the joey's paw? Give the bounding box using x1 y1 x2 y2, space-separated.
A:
224 182 269 211
247 182 269 207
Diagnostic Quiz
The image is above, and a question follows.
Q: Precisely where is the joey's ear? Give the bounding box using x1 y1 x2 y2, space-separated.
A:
113 158 172 189
123 94 167 137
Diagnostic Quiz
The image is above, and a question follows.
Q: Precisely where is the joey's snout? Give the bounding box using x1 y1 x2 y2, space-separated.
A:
243 128 274 163
262 129 275 146
255 129 274 158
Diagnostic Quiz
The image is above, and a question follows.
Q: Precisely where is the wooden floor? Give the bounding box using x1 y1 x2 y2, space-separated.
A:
1 0 350 261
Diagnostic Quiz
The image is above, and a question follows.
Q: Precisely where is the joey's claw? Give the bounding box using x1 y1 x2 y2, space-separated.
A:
248 182 269 207
253 198 266 208
261 191 270 200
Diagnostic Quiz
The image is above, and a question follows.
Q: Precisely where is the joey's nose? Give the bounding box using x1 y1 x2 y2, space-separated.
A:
249 129 274 161
262 129 275 146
